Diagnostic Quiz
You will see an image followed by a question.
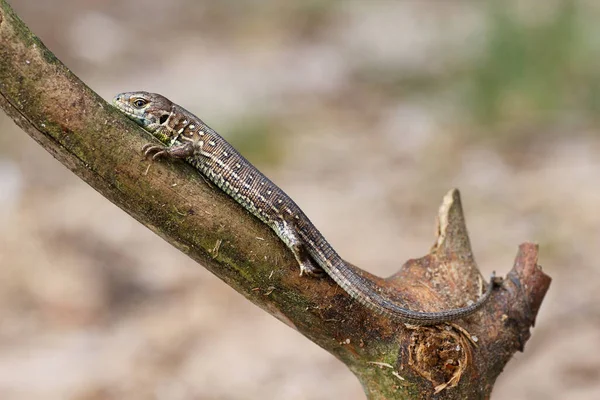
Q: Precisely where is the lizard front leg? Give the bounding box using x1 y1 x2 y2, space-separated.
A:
143 142 195 160
142 132 203 160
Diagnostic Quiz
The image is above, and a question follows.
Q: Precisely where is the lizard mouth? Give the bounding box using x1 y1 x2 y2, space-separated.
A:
112 96 134 116
112 95 136 116
112 95 152 128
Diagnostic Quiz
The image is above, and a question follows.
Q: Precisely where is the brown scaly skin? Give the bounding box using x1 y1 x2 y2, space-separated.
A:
112 91 502 325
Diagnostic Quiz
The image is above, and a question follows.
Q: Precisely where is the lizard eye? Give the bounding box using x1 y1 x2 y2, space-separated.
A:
132 98 148 108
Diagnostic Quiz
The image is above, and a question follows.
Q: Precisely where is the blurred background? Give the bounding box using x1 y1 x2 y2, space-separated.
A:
0 0 599 399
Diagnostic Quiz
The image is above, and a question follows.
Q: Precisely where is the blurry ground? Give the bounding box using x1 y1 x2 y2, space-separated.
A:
1 0 599 399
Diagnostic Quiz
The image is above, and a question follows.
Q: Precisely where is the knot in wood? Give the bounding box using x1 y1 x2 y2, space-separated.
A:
407 327 473 392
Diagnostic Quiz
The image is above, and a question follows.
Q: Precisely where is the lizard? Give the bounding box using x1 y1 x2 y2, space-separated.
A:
112 91 501 325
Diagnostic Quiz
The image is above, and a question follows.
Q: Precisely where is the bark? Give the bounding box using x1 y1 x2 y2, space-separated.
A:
0 2 551 398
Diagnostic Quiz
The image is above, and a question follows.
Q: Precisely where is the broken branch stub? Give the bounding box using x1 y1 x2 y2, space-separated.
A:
356 189 551 398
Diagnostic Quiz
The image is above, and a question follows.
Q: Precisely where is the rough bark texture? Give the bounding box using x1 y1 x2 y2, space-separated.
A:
0 1 551 398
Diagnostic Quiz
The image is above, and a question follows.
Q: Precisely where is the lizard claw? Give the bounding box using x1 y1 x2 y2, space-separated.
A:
151 150 168 161
141 143 157 153
142 144 168 160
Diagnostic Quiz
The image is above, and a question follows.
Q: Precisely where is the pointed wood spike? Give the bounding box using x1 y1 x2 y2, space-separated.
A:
432 188 474 264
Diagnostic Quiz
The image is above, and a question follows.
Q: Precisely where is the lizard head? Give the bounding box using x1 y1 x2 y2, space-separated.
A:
112 91 175 143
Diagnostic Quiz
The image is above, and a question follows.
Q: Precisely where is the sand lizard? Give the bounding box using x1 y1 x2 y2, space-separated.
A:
112 91 500 325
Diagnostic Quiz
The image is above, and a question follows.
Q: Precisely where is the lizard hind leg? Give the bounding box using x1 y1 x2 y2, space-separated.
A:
276 220 324 278
294 243 325 278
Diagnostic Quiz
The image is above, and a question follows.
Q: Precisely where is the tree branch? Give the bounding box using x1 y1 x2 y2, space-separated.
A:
0 1 551 398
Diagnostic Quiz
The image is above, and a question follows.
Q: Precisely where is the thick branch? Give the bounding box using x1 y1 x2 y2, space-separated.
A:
0 2 551 399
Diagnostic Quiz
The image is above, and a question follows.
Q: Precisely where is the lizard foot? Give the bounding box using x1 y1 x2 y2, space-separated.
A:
142 144 168 160
299 260 325 278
